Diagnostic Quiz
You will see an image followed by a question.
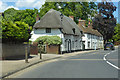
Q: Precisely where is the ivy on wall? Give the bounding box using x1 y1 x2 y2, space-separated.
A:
35 36 62 54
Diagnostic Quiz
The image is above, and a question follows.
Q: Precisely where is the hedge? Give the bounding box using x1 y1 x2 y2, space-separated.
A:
35 36 62 45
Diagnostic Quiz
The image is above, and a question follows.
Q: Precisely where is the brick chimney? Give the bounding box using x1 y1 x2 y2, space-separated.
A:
78 18 86 27
88 21 93 28
69 16 74 21
36 14 40 22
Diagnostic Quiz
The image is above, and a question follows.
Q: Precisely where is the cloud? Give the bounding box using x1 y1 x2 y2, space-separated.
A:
0 1 8 12
0 1 19 12
5 6 19 10
15 0 45 9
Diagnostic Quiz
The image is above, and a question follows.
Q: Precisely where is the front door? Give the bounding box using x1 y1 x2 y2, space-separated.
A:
68 39 71 52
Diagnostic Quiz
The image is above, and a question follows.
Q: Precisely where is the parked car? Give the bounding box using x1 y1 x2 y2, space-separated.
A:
104 42 115 50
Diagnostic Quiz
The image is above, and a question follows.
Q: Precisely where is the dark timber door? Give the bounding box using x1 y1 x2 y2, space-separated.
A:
68 39 71 52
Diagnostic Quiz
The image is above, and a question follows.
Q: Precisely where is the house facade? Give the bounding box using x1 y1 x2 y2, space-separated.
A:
78 19 104 50
30 9 83 53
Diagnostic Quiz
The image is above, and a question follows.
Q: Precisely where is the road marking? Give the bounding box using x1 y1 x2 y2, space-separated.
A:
106 61 120 70
103 56 106 61
60 59 104 61
103 50 120 70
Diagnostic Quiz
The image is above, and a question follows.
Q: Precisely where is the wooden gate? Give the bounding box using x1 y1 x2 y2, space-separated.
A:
30 42 38 55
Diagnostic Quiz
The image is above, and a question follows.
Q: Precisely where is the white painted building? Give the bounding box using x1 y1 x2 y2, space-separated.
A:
30 9 83 53
78 19 104 50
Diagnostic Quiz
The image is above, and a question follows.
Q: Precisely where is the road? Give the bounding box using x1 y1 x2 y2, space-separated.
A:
6 47 119 78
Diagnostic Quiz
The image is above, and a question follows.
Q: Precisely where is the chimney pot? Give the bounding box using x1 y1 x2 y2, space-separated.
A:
78 18 85 26
36 14 40 22
69 16 74 21
79 18 81 21
88 21 91 24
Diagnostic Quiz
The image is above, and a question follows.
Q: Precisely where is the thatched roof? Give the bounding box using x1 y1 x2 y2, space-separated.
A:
33 9 82 35
78 23 103 37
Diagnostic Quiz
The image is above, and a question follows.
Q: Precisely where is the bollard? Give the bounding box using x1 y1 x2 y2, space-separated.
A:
25 46 29 63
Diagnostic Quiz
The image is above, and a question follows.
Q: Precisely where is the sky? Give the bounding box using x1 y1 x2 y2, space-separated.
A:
0 0 119 22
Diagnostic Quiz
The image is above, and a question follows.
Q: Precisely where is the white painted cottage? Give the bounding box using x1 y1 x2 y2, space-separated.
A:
30 9 83 53
78 19 104 50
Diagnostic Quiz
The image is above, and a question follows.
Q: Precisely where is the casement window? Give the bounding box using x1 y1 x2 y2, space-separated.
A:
72 41 74 49
65 39 67 48
75 40 77 47
46 28 51 33
72 28 75 34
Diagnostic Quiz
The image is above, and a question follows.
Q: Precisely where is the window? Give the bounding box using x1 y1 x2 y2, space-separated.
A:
46 28 51 33
93 42 94 48
88 42 90 48
72 41 74 49
72 28 75 34
65 39 67 48
75 40 77 47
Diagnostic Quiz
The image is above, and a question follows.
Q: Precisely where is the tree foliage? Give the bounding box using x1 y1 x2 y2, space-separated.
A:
3 8 39 27
1 8 38 43
113 24 120 42
92 2 117 43
3 8 18 21
2 20 32 43
0 14 2 39
39 2 97 25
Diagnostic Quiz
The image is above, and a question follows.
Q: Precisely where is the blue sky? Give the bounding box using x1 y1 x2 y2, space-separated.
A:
0 0 119 22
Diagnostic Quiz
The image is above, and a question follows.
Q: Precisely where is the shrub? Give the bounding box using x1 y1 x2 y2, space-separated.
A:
35 36 62 45
2 20 32 43
35 36 62 54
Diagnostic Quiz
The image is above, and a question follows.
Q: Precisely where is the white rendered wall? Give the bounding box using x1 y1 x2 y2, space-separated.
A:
30 29 63 42
82 33 103 50
63 34 82 52
29 28 82 52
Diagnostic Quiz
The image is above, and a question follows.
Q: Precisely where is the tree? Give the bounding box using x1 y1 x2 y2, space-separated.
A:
92 2 117 43
3 8 39 27
3 8 18 21
14 9 39 27
2 8 39 43
113 23 120 42
39 2 97 25
2 20 32 43
0 14 2 40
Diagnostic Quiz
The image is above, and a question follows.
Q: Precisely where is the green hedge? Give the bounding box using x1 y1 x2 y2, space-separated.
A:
35 36 62 45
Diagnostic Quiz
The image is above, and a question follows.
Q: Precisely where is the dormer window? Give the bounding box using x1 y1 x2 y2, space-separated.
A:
46 28 51 33
72 28 75 34
35 28 38 30
80 31 83 34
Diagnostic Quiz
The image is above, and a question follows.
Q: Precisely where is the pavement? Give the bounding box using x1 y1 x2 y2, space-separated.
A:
1 50 98 79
